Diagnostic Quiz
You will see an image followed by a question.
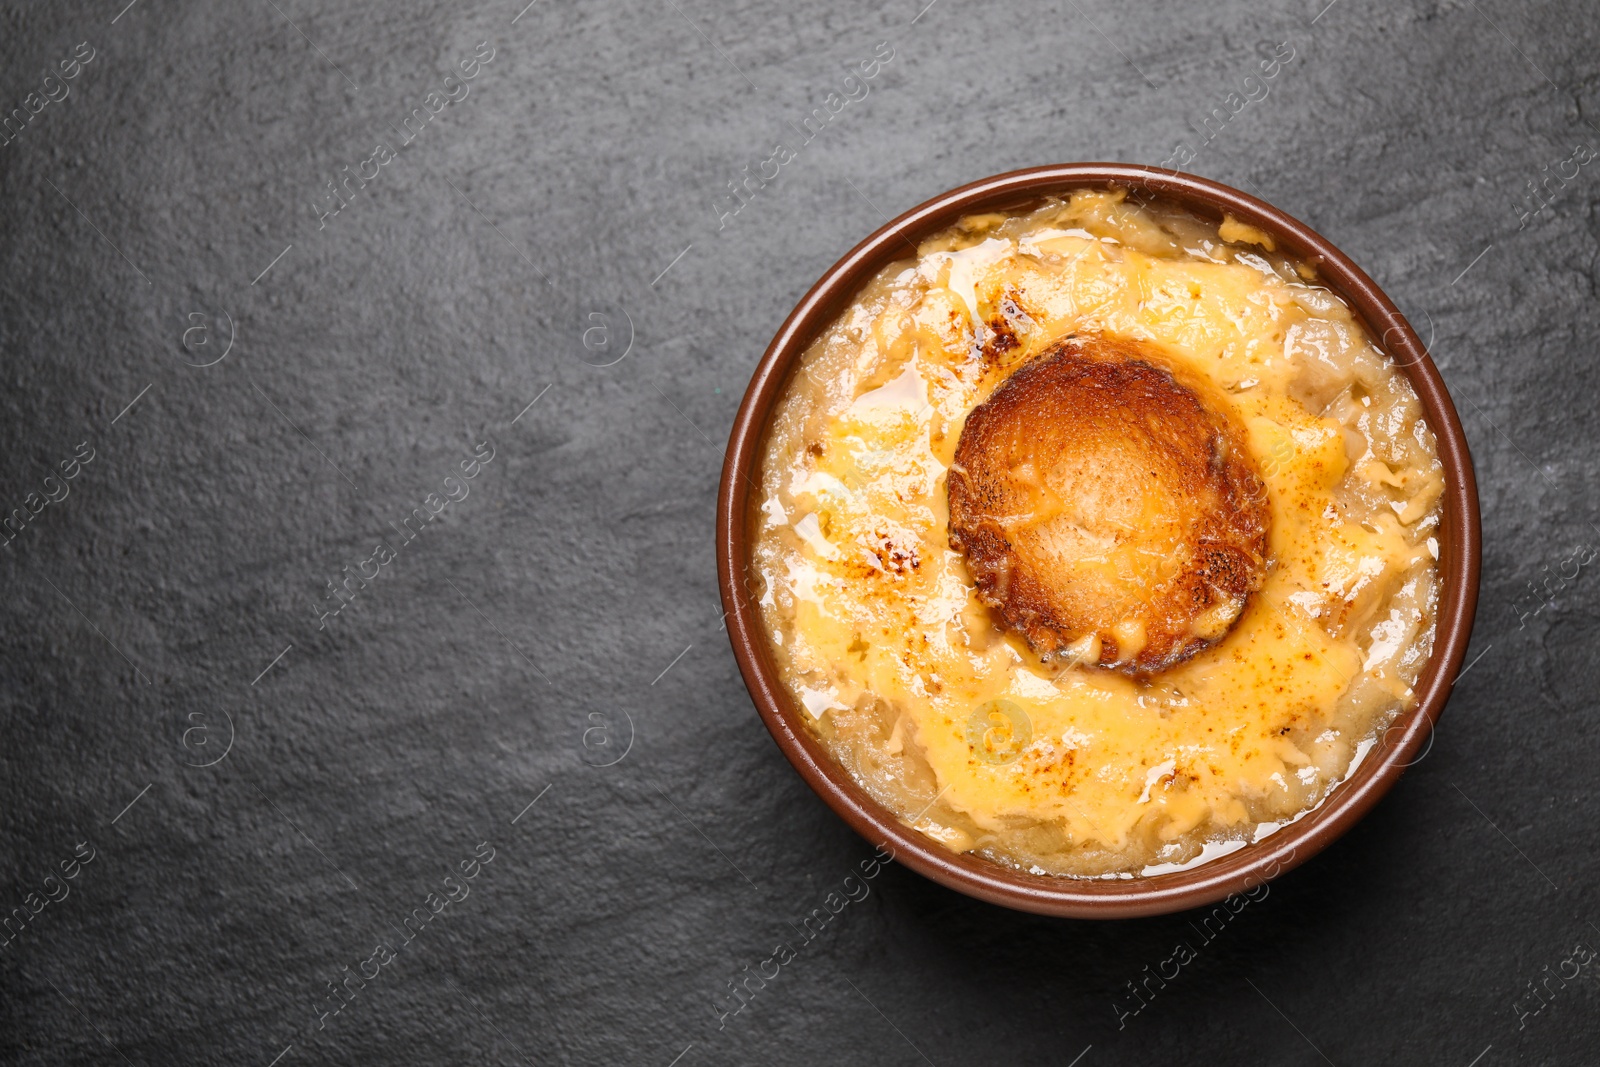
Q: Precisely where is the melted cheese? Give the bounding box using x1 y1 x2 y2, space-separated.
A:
755 191 1442 876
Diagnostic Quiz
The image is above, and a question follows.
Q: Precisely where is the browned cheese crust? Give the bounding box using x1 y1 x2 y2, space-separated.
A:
947 335 1270 675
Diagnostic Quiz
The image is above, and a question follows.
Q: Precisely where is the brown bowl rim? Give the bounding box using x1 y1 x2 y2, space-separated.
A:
715 163 1481 918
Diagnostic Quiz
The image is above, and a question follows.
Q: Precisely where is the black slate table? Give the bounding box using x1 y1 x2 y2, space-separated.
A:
2 0 1596 1063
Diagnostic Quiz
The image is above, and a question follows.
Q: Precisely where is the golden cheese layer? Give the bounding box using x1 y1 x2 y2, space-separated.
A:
752 190 1443 877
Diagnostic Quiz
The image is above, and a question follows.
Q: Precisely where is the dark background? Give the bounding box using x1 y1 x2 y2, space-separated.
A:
1 0 1595 1063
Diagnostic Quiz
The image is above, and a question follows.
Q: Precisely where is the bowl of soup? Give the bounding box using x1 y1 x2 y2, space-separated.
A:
717 164 1480 917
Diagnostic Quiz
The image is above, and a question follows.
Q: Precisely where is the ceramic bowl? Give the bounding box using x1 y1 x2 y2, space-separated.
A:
716 164 1481 918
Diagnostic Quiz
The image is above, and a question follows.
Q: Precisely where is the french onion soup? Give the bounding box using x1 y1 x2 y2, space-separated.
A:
750 189 1443 877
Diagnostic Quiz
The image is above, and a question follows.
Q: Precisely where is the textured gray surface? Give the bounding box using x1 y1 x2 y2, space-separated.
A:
1 0 1597 1063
